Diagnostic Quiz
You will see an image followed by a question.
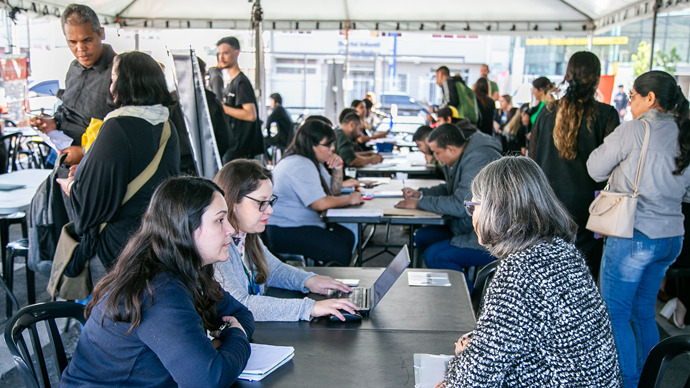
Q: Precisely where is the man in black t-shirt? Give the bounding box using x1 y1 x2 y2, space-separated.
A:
212 36 263 161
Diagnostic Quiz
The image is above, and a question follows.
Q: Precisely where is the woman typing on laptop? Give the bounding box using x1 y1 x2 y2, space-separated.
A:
213 160 358 322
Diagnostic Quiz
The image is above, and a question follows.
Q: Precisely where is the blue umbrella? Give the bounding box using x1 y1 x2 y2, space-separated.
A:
29 80 60 96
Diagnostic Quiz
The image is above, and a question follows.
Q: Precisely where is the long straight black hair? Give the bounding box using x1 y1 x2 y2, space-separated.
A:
86 177 226 332
283 119 335 194
634 71 690 174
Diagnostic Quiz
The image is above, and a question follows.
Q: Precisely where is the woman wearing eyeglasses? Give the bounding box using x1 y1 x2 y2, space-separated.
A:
61 177 253 387
587 71 690 388
213 160 358 322
264 119 362 266
437 156 621 388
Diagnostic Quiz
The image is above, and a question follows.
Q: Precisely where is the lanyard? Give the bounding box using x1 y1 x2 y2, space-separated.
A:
233 233 258 295
241 261 260 295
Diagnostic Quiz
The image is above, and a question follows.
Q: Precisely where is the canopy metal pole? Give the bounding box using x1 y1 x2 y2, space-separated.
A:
587 31 593 51
649 0 660 71
252 0 266 126
344 20 350 108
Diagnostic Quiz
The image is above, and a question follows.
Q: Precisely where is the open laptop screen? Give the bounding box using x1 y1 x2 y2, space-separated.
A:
371 245 411 309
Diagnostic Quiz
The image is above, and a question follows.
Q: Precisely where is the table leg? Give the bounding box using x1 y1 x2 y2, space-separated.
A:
409 224 418 268
357 223 363 267
1 218 11 317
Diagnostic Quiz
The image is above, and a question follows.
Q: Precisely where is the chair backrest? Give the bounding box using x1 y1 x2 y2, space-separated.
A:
471 260 500 318
4 302 87 388
1 131 22 172
638 334 690 388
25 140 52 169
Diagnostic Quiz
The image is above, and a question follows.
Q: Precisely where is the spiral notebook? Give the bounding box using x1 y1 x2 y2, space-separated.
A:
238 344 295 381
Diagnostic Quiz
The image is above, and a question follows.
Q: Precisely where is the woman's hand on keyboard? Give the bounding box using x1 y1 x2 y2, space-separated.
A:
305 275 351 295
311 299 359 319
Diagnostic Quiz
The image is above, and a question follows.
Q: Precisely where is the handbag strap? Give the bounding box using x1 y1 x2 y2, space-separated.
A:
122 121 171 205
632 119 651 196
98 121 171 233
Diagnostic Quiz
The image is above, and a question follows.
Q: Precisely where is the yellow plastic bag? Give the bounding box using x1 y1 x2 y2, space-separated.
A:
81 118 103 153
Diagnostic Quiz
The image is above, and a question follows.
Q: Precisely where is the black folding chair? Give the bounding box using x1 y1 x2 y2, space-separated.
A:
24 139 52 169
1 131 22 172
470 260 499 318
638 334 690 388
4 301 86 388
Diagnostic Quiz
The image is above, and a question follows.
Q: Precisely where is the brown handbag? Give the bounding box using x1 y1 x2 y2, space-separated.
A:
586 119 650 238
47 122 171 300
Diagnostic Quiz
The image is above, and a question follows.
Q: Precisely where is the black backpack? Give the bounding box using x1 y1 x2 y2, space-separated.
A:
27 154 70 277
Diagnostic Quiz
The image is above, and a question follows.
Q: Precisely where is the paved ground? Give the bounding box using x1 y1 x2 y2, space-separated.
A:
1 223 688 386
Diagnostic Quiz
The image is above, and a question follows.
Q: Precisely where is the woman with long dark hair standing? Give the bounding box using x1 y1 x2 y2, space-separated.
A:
587 71 690 388
265 119 362 265
473 78 496 136
529 51 619 278
61 177 254 387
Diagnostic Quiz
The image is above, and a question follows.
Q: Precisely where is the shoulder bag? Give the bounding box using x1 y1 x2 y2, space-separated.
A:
585 119 650 239
47 121 171 300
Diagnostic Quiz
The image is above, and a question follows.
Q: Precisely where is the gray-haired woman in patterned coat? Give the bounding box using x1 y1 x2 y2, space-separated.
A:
437 156 621 388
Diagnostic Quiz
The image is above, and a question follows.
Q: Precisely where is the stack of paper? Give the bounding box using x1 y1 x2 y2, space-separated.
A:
413 353 454 388
408 272 451 287
238 344 295 382
325 208 383 217
383 208 442 218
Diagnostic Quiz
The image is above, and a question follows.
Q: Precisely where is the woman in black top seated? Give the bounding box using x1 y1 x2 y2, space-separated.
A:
61 177 253 387
56 51 180 280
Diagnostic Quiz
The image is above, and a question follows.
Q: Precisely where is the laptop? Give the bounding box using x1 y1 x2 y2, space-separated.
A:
328 245 411 314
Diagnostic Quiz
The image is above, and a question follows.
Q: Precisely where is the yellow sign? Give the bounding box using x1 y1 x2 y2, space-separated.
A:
526 37 628 46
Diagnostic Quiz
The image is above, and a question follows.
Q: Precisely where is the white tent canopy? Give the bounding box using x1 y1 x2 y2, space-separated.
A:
14 0 690 34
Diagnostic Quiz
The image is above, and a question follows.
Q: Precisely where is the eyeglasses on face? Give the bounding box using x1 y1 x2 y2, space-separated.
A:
316 141 334 148
628 91 638 101
244 194 278 212
464 200 480 217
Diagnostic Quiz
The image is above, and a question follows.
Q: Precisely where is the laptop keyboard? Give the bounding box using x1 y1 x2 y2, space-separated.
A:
349 288 364 307
329 288 369 309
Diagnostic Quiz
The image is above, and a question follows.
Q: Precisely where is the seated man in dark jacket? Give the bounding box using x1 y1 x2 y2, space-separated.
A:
395 124 501 291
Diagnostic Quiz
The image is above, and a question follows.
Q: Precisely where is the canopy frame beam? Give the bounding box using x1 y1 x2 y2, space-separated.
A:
558 0 594 21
